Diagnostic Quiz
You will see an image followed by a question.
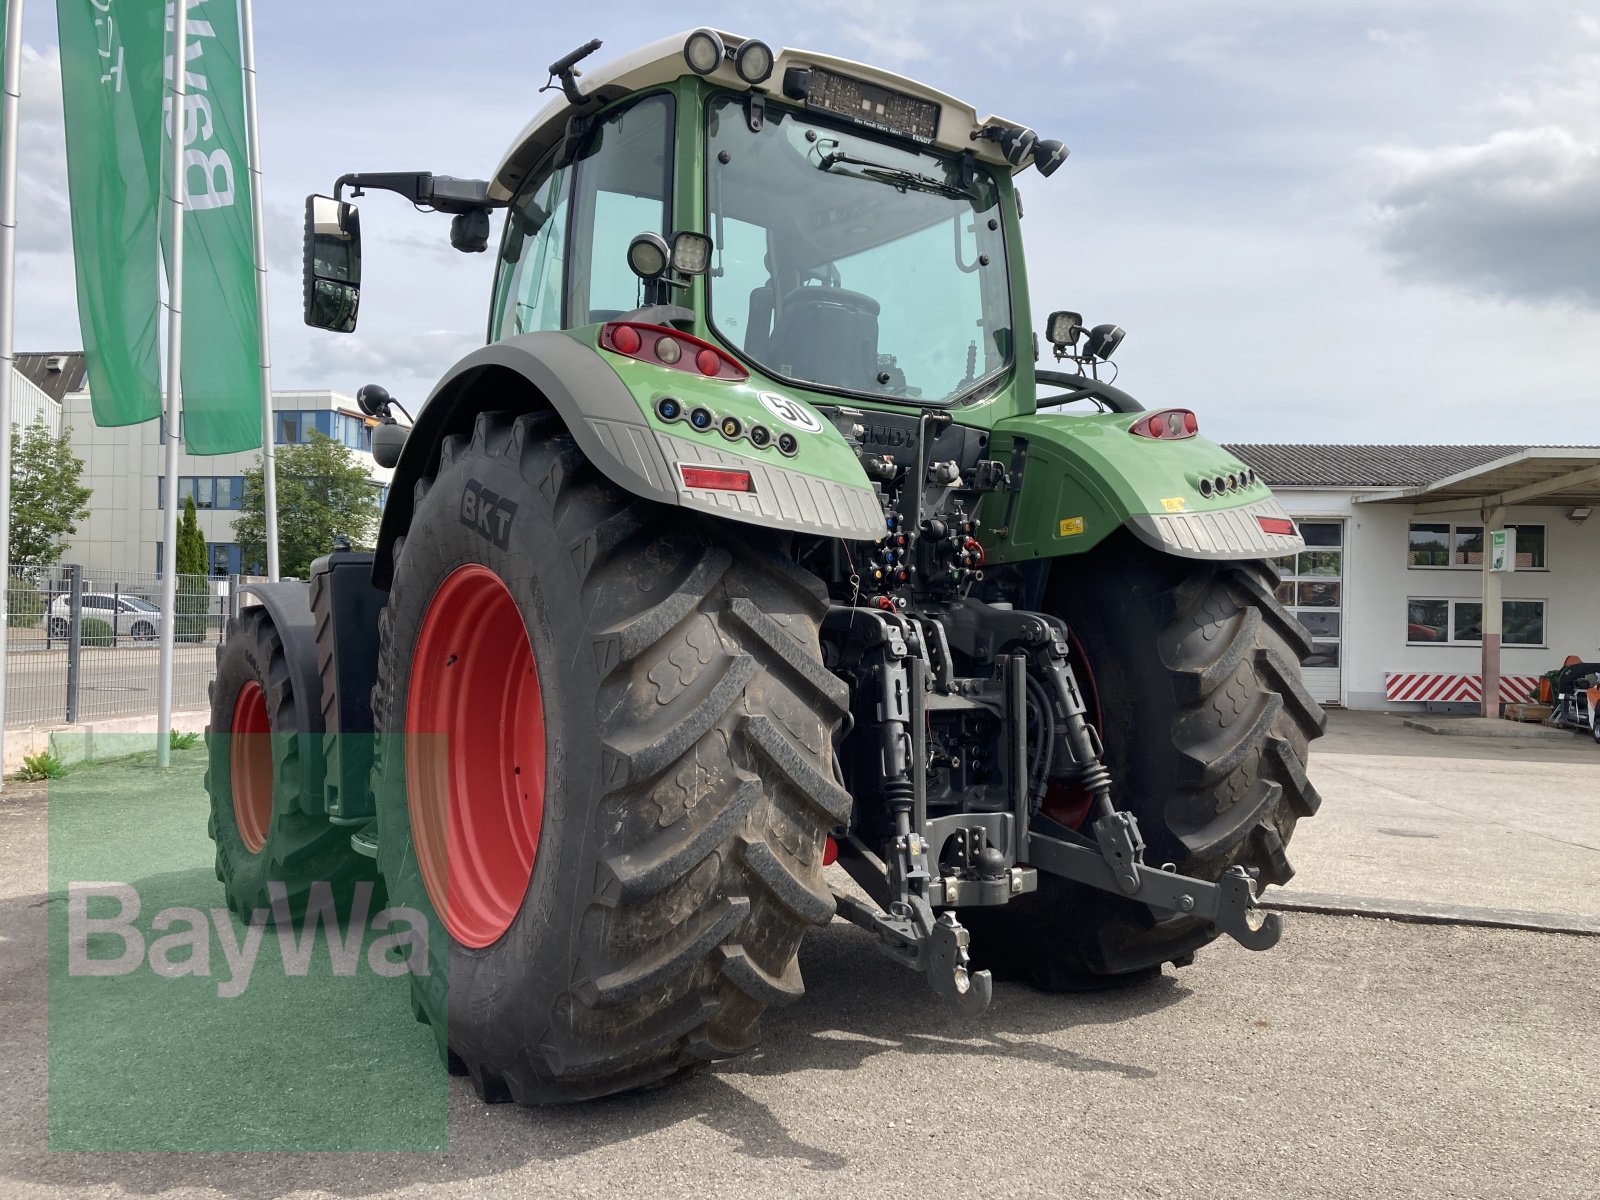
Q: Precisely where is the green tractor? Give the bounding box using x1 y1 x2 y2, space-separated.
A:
208 30 1323 1104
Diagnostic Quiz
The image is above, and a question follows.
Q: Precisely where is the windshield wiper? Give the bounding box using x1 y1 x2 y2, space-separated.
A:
817 150 971 201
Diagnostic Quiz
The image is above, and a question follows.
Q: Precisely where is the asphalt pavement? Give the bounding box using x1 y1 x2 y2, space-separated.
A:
0 711 1595 1199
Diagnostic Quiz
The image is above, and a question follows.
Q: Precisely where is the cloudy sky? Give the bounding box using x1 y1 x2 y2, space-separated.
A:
12 1 1600 443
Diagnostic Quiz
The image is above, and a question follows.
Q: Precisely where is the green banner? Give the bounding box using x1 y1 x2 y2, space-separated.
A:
57 0 165 429
151 0 263 455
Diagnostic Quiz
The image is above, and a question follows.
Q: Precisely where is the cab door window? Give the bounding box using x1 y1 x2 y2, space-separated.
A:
494 158 572 339
566 93 674 325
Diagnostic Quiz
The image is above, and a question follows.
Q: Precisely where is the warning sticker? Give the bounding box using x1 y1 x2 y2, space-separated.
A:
1058 517 1085 537
1160 497 1186 513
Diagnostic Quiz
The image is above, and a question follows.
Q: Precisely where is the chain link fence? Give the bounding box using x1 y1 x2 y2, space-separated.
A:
4 564 240 728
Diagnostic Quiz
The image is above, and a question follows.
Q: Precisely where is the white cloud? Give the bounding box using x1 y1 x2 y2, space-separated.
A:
1367 40 1600 308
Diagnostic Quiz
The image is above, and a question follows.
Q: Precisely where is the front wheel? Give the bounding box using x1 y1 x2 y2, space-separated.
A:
204 605 377 916
370 411 849 1104
130 620 156 641
968 533 1325 988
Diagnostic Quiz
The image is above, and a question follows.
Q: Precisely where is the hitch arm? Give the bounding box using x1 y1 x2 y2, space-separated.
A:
1025 829 1282 952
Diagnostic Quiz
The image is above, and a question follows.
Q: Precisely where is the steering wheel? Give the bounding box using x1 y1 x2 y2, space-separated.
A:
777 285 881 319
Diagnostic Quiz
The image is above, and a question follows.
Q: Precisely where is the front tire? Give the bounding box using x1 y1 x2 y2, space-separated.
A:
970 533 1325 988
370 411 848 1104
204 606 377 916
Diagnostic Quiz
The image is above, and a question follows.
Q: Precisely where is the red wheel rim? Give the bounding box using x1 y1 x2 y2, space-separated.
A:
1041 628 1104 831
406 565 547 948
230 680 273 854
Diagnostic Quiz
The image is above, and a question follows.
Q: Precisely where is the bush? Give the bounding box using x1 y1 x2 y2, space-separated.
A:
16 751 66 781
7 577 45 628
80 616 113 646
175 575 210 643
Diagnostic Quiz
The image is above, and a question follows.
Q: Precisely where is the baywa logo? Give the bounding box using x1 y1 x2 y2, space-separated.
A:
461 478 518 550
67 881 428 999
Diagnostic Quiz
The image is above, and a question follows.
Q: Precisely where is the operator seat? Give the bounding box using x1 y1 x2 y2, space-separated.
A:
768 287 881 391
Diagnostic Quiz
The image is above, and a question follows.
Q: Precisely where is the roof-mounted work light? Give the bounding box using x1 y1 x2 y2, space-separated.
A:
734 39 774 85
683 28 725 76
1033 138 1069 177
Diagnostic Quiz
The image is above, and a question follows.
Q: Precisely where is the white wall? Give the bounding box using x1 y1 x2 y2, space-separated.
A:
8 367 60 435
1278 487 1600 709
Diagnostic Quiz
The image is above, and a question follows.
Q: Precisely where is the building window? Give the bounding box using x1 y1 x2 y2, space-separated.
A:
1407 522 1546 570
157 476 246 509
1272 520 1344 669
1406 598 1546 646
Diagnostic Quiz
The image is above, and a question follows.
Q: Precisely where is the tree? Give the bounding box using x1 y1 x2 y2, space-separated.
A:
176 495 208 576
174 496 210 642
9 419 92 566
234 431 381 578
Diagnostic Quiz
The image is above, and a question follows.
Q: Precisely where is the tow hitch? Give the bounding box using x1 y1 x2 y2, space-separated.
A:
1025 819 1283 953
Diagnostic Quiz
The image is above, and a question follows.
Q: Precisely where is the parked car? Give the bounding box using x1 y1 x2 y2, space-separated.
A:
47 593 165 642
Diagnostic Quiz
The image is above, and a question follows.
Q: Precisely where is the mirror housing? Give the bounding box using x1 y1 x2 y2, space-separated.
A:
371 420 408 470
303 194 361 332
1084 322 1126 361
1046 310 1082 348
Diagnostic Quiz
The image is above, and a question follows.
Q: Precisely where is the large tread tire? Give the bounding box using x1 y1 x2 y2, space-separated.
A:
969 533 1325 989
205 606 378 917
370 410 847 1105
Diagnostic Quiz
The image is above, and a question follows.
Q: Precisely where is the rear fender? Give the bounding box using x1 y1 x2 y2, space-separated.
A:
982 411 1304 563
371 332 883 587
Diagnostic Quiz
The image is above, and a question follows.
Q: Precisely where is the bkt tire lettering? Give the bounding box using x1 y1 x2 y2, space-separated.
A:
461 479 518 550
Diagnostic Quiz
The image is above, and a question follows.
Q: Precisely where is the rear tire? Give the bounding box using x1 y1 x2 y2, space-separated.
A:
205 606 378 917
370 411 848 1104
969 533 1324 988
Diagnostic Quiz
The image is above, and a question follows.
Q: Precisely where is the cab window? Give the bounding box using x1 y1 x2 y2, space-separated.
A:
565 93 674 325
494 158 572 339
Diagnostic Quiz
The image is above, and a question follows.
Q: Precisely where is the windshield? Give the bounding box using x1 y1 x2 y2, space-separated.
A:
705 96 1013 405
124 597 159 612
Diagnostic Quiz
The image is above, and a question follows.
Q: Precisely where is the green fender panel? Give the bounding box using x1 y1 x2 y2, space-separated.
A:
372 331 884 586
980 410 1305 563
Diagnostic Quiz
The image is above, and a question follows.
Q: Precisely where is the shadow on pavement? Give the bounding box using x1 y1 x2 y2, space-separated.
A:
3 878 1187 1193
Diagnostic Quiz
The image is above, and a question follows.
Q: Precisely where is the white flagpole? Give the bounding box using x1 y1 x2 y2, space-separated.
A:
239 0 277 580
157 0 189 767
0 0 26 790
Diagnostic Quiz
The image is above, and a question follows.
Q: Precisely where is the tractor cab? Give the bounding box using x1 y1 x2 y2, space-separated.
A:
308 31 1070 420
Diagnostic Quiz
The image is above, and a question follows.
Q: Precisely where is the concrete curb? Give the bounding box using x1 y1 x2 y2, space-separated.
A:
1400 716 1578 741
3 709 209 774
1263 889 1600 937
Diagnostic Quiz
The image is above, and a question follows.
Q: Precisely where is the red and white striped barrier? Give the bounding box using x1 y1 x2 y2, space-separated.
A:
1384 673 1540 704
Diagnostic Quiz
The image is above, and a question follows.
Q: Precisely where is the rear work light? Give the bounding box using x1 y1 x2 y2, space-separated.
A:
600 323 747 381
1129 409 1198 440
680 465 755 492
1257 516 1297 537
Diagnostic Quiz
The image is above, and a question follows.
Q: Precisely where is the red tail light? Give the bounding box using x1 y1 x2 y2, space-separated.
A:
1129 409 1198 440
680 466 755 492
600 323 747 381
1257 516 1296 536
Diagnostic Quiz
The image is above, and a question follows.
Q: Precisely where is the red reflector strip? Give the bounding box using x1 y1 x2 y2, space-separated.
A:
1257 516 1296 536
680 466 755 493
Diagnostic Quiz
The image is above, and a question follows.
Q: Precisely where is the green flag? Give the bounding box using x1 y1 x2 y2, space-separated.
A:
57 0 165 428
150 0 263 455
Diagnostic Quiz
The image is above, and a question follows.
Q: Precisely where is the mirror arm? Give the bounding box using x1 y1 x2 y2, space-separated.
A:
333 172 504 215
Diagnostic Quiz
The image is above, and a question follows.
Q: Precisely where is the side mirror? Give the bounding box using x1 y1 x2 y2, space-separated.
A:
1046 310 1082 348
1084 322 1126 361
303 194 362 332
371 420 408 469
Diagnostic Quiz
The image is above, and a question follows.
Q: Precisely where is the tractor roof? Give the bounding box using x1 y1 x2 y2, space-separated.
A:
490 30 1038 202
